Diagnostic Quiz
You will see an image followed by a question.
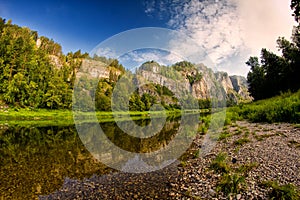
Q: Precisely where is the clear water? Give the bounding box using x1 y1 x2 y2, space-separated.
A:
0 116 183 199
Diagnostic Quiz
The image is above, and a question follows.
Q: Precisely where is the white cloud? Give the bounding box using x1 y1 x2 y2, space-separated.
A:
145 0 296 76
93 47 118 59
144 0 156 16
118 49 184 69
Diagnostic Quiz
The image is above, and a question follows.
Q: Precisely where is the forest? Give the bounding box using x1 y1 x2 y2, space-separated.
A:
0 18 126 110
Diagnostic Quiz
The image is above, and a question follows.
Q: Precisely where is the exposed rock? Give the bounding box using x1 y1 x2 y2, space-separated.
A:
215 71 234 94
49 55 63 68
137 62 252 104
230 75 253 102
79 60 252 104
81 59 110 79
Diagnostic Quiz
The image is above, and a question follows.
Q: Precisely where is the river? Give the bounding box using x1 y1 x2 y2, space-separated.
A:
0 115 198 199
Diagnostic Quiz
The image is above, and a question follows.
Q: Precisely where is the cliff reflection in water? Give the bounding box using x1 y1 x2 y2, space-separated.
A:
0 115 196 199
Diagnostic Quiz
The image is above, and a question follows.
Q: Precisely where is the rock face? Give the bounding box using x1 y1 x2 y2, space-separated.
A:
80 60 252 104
81 59 110 79
79 59 122 79
230 75 252 102
136 61 252 104
214 72 253 103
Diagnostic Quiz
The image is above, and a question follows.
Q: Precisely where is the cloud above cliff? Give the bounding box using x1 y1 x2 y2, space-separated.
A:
119 49 183 69
144 0 296 76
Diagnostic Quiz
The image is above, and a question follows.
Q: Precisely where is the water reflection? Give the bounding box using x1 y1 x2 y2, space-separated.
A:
0 115 193 199
77 114 199 173
99 117 180 153
0 125 110 199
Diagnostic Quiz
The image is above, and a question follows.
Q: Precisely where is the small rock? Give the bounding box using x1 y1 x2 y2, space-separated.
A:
208 189 216 197
236 194 242 200
232 157 237 164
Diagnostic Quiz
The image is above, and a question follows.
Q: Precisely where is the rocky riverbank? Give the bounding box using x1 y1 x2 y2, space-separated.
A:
172 121 300 199
40 121 300 199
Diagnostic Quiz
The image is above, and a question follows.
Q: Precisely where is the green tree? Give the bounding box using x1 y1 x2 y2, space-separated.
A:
246 0 300 100
291 0 300 22
246 57 266 100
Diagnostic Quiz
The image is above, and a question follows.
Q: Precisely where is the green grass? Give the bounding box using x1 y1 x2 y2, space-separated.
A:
227 90 300 123
233 147 240 153
222 126 229 131
0 108 185 122
210 152 260 196
236 162 259 175
210 152 230 174
293 124 300 128
178 160 188 168
218 131 232 140
233 138 251 146
254 133 279 141
288 140 300 149
243 130 250 137
261 181 300 200
234 129 243 135
217 173 246 195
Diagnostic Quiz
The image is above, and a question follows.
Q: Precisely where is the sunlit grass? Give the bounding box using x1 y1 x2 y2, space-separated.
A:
227 90 300 123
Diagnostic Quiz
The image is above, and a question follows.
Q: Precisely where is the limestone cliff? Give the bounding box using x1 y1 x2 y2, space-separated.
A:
136 61 252 104
79 60 252 105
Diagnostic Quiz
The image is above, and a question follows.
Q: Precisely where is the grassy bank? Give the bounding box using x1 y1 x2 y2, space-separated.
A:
227 90 300 123
0 107 210 125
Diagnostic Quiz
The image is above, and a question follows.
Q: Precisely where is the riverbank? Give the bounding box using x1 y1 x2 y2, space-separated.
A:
40 120 300 199
172 120 300 199
0 108 210 122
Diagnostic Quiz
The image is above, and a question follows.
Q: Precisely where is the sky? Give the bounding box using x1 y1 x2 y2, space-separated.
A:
0 0 297 76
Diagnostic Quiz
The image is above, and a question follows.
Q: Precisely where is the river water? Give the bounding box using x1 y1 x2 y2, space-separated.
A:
0 115 196 199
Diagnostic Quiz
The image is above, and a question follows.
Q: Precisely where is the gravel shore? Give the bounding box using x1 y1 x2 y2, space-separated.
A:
40 121 300 199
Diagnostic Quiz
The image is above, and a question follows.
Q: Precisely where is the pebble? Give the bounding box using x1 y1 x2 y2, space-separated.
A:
208 188 216 197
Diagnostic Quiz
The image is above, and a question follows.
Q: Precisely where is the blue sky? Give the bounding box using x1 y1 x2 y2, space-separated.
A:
0 0 296 75
0 0 168 53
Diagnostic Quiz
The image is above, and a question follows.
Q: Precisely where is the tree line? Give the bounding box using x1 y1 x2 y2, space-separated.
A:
0 18 89 109
0 17 225 111
246 0 300 100
0 18 127 110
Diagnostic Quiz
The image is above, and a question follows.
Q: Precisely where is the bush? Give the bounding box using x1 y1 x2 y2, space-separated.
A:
224 110 241 125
